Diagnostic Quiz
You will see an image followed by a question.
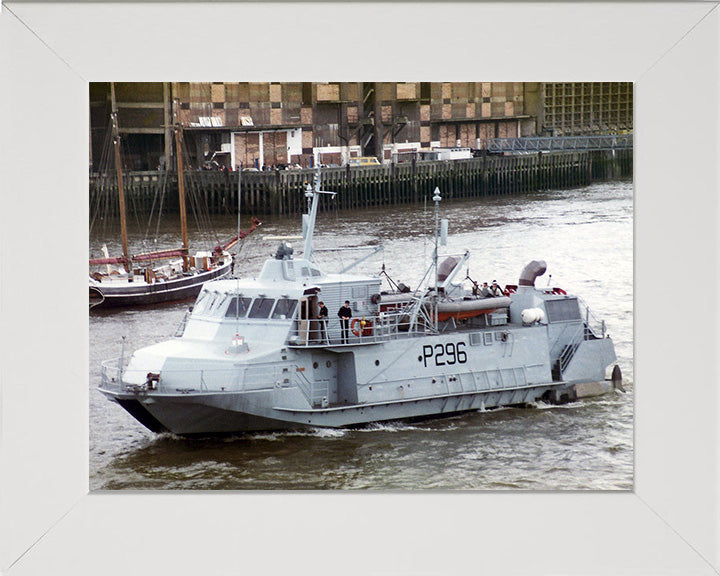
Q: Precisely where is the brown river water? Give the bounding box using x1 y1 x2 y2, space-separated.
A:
90 180 633 490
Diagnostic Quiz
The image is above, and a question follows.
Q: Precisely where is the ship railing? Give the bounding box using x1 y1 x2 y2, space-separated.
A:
100 358 163 394
549 322 581 361
294 371 330 408
99 358 127 393
557 323 585 375
101 360 300 396
577 297 606 339
288 309 430 347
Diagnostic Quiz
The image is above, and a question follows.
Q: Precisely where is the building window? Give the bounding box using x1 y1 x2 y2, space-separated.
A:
420 82 431 104
302 83 313 106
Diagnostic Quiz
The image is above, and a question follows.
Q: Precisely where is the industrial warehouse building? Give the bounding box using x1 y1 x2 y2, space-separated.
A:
89 82 633 172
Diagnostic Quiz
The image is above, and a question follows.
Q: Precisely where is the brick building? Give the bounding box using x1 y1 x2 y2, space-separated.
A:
89 81 632 171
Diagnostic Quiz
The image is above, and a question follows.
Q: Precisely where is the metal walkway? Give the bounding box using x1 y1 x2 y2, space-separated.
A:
488 134 633 153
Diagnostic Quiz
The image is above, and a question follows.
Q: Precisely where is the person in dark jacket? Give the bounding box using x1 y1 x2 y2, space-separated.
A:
317 301 329 342
338 301 352 343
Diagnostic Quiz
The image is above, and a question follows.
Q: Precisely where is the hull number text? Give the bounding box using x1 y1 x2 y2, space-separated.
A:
420 342 467 367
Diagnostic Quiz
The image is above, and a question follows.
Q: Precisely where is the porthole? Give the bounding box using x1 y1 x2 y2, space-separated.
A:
375 360 380 366
313 362 319 369
326 361 332 368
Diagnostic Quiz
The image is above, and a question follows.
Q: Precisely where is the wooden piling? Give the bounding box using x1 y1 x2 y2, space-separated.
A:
90 148 632 218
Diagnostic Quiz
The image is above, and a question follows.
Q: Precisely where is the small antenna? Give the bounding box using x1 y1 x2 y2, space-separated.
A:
433 187 442 331
236 162 242 270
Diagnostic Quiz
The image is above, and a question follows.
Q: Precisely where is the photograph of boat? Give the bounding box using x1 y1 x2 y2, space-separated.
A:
7 1 719 572
89 81 633 491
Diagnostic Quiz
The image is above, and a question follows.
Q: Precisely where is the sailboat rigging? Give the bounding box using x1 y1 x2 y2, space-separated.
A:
89 90 260 309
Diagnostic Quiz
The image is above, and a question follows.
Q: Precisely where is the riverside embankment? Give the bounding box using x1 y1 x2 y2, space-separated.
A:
90 148 632 217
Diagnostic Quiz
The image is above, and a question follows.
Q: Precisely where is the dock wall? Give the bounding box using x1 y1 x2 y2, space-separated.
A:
90 149 632 217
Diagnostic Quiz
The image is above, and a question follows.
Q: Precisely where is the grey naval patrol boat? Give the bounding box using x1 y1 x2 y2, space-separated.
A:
99 174 623 436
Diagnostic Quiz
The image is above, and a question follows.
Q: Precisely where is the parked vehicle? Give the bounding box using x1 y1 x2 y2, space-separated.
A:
348 156 381 166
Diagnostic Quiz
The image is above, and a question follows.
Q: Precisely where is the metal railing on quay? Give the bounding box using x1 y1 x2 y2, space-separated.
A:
488 135 633 153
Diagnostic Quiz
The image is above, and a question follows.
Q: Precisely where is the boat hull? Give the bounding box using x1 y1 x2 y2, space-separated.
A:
89 260 232 308
100 378 612 436
99 311 618 435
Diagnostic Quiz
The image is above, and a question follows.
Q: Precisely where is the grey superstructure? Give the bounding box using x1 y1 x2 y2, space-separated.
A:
99 174 621 435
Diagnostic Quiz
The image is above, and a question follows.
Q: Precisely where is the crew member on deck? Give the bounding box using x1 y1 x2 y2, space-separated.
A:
490 281 504 297
480 282 492 298
338 301 352 344
317 301 329 343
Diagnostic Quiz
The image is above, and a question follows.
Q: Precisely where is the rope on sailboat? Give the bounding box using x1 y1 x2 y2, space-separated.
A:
180 136 223 250
90 116 111 233
142 168 168 253
123 134 146 242
151 170 169 246
131 170 168 261
90 115 118 258
186 169 222 249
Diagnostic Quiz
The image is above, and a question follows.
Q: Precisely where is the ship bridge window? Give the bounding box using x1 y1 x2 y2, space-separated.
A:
225 297 252 318
545 298 582 323
310 268 321 277
248 298 276 319
272 298 298 319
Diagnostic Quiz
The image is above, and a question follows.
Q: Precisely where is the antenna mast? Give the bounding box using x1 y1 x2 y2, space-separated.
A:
303 165 336 261
432 187 442 331
236 162 242 271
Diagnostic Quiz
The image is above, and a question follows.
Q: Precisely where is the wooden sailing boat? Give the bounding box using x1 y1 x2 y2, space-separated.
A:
89 91 260 309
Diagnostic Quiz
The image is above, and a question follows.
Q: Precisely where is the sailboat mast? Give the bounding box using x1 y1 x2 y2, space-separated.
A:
110 82 130 273
173 99 190 271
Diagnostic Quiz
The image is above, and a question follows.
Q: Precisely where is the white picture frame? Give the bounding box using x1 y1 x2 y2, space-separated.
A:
1 2 718 574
